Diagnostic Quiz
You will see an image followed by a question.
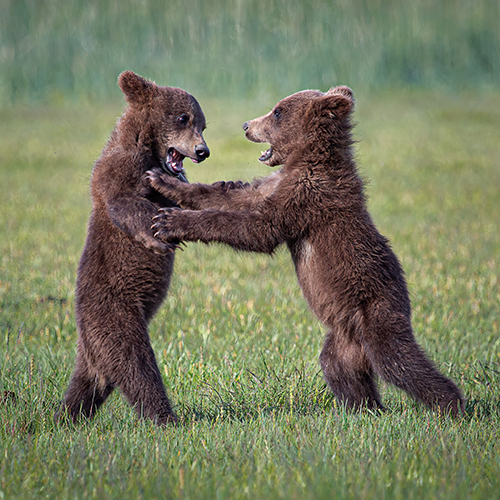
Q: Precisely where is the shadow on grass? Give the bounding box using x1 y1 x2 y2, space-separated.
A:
462 397 500 420
169 360 500 426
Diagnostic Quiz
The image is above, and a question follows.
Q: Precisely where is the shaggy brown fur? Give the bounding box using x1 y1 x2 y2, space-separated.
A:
59 71 209 425
147 86 464 416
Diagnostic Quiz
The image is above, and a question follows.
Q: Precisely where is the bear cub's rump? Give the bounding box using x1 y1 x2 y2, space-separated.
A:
59 71 209 425
148 86 464 416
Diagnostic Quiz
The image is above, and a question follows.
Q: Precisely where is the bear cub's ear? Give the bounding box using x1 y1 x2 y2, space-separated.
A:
118 71 155 104
326 85 354 101
314 85 354 119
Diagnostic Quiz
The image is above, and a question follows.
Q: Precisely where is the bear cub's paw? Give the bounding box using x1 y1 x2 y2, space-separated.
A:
212 180 249 192
152 207 187 243
135 229 176 254
146 169 182 197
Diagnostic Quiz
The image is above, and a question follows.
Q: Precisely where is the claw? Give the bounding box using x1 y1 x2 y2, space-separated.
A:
145 169 160 183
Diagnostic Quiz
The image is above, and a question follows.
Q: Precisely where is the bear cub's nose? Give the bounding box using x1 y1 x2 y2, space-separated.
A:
195 144 210 161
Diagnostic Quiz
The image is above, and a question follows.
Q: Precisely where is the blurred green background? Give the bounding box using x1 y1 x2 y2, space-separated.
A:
1 0 499 105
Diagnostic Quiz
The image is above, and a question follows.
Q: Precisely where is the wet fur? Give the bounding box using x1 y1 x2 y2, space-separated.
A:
148 86 464 416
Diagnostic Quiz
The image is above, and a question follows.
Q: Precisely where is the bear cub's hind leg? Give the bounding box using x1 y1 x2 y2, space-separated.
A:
360 307 465 416
60 353 114 423
320 329 384 412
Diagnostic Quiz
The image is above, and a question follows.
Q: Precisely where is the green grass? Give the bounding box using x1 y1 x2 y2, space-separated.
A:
1 91 500 499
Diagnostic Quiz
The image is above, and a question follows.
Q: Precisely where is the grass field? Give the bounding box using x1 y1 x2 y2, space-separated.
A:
1 89 499 499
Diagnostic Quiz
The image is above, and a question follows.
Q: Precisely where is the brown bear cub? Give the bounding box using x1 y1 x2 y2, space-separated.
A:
147 86 464 416
59 71 209 425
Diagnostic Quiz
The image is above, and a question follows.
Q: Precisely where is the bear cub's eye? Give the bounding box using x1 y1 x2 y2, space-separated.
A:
177 114 189 125
273 108 282 120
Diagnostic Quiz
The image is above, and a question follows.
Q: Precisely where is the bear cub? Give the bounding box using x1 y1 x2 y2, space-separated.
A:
147 86 464 416
59 71 209 425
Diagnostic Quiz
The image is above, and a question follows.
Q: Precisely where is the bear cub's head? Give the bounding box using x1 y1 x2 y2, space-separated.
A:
118 71 210 182
242 86 354 167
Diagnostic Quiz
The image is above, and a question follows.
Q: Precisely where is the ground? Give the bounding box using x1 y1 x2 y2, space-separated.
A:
0 91 499 499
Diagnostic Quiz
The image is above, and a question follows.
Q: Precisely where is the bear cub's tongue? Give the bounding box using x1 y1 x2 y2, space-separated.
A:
166 148 184 173
259 147 273 162
162 147 188 183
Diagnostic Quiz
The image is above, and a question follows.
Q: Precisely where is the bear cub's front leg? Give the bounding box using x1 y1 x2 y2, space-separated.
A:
147 168 249 211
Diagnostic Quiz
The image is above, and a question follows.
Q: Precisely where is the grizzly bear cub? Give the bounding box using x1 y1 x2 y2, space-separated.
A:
59 71 209 425
147 86 464 416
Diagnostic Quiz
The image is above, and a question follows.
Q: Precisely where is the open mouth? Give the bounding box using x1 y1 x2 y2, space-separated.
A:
259 147 273 163
161 148 188 183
